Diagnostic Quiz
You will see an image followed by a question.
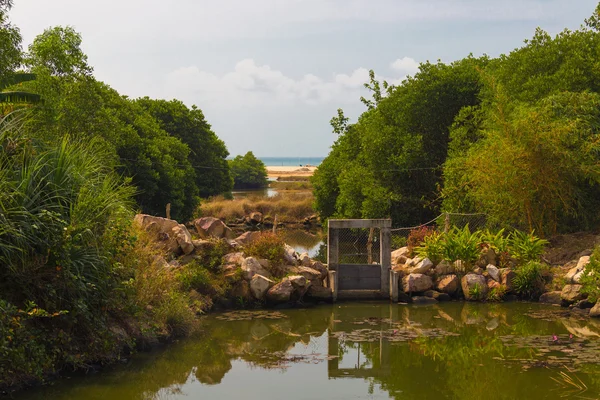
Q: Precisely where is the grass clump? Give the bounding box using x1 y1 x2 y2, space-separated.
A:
581 246 600 303
243 232 287 267
513 261 545 299
198 192 314 223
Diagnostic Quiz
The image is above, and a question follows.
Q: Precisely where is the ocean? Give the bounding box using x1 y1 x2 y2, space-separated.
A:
257 157 325 167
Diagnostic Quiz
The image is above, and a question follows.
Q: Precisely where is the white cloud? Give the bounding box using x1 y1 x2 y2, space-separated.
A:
164 59 415 109
391 57 420 76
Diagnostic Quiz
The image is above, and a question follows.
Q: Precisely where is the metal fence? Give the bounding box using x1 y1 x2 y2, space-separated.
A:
390 212 487 249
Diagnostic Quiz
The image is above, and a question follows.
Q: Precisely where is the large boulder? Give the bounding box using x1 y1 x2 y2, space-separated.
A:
287 275 310 290
172 224 194 255
310 261 329 280
411 258 433 274
590 301 600 318
134 214 180 253
561 284 585 304
461 274 488 301
233 231 262 246
284 244 299 265
435 260 454 276
266 280 294 303
500 269 517 292
565 256 591 284
539 291 562 305
435 274 459 295
391 247 410 265
299 253 311 267
486 264 500 282
402 274 433 293
250 274 274 300
287 266 322 283
241 257 272 280
194 217 234 239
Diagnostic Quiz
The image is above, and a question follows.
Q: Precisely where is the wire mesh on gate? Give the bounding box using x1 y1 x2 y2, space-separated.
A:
390 212 487 249
337 227 382 265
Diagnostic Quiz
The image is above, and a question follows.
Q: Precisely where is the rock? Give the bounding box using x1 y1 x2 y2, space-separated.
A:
500 269 516 292
286 275 309 289
565 256 591 284
539 291 563 305
250 274 274 300
234 231 262 246
424 290 451 302
483 248 497 266
590 301 600 318
486 264 500 282
473 267 483 275
172 224 194 255
411 258 433 274
412 296 438 305
230 280 251 299
402 274 433 293
310 261 328 280
134 214 180 253
435 260 454 276
299 253 311 267
223 252 245 266
287 266 322 283
266 280 294 303
391 247 410 264
487 279 501 291
241 257 271 280
575 299 595 309
284 244 299 265
435 274 459 294
306 285 332 301
192 239 212 251
561 284 585 304
398 292 412 303
406 257 422 267
461 274 488 301
193 217 234 239
249 212 263 224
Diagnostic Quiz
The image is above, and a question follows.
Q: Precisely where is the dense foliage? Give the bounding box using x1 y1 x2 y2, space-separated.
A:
18 27 231 221
314 5 600 236
229 151 268 189
0 6 235 389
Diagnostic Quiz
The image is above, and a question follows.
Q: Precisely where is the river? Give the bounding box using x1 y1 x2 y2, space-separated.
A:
16 302 600 399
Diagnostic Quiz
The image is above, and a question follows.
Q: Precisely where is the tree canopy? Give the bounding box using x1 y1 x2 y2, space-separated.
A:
229 151 268 189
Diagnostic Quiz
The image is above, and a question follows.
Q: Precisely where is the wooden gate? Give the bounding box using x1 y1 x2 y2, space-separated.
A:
326 219 398 301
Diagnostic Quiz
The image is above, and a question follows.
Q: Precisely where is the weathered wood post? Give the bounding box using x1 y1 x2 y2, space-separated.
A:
379 219 391 295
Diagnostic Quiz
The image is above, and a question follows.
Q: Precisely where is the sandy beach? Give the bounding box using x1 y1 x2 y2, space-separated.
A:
266 166 317 178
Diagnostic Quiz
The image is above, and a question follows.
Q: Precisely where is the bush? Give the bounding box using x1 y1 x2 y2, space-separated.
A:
407 226 437 251
509 230 548 265
415 232 445 264
442 225 481 267
244 232 286 267
513 261 545 299
581 246 600 303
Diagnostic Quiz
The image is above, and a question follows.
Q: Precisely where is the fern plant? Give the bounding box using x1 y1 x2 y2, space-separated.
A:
509 230 548 265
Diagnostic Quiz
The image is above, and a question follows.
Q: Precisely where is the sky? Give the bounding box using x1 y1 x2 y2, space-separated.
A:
9 0 599 157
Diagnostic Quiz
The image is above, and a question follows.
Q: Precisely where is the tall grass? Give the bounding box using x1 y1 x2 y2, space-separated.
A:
198 192 315 223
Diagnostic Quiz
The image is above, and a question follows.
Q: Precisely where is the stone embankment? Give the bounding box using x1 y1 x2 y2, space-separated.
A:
391 245 600 318
135 214 332 306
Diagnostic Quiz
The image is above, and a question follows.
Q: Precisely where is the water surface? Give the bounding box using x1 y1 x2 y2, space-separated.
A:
17 303 600 400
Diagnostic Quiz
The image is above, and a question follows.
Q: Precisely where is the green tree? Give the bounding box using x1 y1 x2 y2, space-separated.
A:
229 151 268 189
136 98 233 197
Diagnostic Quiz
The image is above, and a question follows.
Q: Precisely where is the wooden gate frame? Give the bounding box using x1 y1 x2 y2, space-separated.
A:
327 219 398 301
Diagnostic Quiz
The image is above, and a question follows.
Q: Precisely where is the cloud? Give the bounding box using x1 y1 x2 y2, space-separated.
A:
391 57 420 75
164 59 416 109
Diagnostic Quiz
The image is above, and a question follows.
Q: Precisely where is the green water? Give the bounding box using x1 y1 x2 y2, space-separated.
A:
15 303 600 400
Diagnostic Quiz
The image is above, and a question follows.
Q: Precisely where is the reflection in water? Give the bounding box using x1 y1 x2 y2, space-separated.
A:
230 188 278 199
17 303 600 400
280 230 324 258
